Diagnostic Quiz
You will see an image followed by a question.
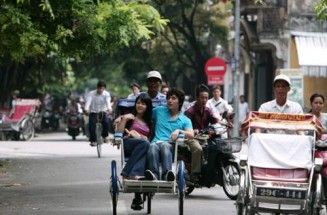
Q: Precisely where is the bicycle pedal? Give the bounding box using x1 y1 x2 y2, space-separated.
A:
118 180 124 191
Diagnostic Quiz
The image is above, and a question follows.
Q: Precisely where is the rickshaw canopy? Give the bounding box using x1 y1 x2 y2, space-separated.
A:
242 111 323 133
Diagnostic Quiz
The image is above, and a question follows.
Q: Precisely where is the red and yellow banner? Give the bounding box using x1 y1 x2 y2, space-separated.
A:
241 111 323 133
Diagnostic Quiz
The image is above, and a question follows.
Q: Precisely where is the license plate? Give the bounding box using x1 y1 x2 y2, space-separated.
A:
256 187 306 199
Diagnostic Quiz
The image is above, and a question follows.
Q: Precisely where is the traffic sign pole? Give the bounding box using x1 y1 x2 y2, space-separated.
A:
232 0 240 138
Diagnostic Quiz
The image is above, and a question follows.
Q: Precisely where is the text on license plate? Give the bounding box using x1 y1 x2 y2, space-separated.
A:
256 187 306 199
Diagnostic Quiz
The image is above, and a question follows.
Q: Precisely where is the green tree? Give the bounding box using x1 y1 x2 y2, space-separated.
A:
315 0 327 20
0 0 168 105
119 0 229 95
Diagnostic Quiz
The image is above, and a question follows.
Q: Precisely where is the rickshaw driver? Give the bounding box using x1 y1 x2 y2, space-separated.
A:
184 84 229 183
259 74 303 114
256 74 303 134
141 71 166 101
146 88 194 181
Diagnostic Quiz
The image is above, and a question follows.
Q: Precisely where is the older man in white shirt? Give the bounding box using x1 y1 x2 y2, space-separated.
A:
258 74 303 135
259 74 303 114
85 81 112 146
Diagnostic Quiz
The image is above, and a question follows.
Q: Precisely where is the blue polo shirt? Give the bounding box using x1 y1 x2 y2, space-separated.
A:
151 106 193 143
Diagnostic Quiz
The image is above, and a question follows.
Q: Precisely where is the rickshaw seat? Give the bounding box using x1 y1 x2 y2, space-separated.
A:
252 167 308 183
4 105 34 122
248 133 313 171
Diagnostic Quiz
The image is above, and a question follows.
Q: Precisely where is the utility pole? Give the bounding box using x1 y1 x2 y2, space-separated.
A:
232 0 240 137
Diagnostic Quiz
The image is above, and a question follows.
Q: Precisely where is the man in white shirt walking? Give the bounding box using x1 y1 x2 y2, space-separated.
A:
85 81 112 146
239 95 249 124
207 85 233 117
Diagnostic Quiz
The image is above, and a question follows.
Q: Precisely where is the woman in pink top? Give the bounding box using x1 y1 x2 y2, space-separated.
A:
115 94 153 210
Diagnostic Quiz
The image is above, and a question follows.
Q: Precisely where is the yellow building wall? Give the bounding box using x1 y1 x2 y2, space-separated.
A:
289 37 327 112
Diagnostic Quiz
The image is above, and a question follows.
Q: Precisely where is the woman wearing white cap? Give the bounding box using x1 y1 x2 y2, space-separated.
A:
258 74 303 114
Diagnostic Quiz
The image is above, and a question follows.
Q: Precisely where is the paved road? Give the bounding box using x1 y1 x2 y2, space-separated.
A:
0 132 326 215
0 132 238 215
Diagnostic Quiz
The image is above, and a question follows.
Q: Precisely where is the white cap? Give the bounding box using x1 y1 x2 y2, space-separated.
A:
147 71 162 82
273 74 291 86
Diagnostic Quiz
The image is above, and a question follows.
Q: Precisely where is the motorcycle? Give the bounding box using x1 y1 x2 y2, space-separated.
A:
66 111 82 140
314 134 327 211
41 108 60 130
178 124 242 200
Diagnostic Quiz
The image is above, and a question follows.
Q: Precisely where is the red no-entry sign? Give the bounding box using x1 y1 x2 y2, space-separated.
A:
204 57 227 85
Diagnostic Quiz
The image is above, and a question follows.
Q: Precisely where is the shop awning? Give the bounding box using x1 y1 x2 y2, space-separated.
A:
292 31 327 77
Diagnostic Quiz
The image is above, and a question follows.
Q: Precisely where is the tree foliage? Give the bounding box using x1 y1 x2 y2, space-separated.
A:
315 0 327 20
0 0 168 105
122 0 229 94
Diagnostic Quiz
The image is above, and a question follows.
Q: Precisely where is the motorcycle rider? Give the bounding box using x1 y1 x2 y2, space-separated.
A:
308 93 327 133
84 81 112 146
66 97 84 131
184 84 227 183
66 97 83 115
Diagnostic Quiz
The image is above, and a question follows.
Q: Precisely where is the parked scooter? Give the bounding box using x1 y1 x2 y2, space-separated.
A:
66 111 82 140
41 108 60 130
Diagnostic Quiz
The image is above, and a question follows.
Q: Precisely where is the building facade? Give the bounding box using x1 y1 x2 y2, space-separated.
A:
236 0 327 111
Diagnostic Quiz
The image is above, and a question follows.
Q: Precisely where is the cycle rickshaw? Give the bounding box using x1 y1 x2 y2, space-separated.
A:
237 111 323 215
109 98 186 215
0 99 41 141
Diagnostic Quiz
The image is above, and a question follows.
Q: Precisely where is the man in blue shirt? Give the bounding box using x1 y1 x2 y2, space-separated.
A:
146 88 194 181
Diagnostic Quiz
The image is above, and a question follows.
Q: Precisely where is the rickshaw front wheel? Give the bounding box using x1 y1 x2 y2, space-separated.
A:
110 160 119 215
177 161 186 215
